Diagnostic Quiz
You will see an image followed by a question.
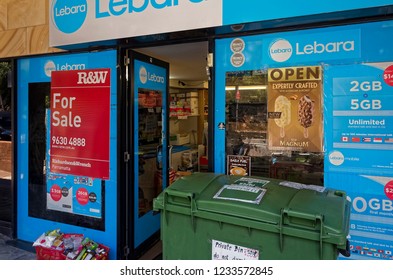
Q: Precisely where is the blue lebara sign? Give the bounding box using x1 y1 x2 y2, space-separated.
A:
265 29 361 66
49 0 223 46
324 62 393 260
50 0 391 47
52 0 88 34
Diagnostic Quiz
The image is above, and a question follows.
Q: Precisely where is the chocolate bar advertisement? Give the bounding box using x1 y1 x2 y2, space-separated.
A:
267 66 323 152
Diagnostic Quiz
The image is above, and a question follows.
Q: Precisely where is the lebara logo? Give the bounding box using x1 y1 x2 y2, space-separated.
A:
44 60 56 77
329 151 345 166
44 60 86 77
269 39 293 62
52 0 87 34
139 66 148 84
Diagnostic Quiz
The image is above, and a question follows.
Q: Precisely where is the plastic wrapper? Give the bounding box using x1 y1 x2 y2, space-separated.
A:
33 229 63 249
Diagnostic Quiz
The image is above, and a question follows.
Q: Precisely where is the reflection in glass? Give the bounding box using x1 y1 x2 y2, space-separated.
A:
0 62 12 177
28 83 50 218
0 61 12 227
225 70 324 185
137 88 163 217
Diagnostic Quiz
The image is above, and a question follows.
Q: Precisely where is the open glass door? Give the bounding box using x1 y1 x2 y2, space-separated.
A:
128 51 169 251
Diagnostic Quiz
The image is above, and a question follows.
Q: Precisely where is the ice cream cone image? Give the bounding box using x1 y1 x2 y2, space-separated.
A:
274 95 291 138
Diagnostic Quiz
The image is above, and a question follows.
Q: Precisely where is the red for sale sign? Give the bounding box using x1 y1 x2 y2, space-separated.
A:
50 69 111 179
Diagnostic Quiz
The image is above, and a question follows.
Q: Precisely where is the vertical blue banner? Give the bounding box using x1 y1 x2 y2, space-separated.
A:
324 63 393 260
325 63 393 174
223 0 393 25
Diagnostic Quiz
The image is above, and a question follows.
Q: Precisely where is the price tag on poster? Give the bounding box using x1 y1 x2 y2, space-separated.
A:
50 69 111 179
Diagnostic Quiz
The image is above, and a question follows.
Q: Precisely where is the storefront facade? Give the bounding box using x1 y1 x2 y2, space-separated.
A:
1 0 393 260
214 21 393 260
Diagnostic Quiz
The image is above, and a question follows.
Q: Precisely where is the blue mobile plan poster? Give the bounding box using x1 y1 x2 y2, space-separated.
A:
325 62 393 260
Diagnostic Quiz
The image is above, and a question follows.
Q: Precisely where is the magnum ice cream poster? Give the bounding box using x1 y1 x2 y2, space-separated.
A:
267 66 323 152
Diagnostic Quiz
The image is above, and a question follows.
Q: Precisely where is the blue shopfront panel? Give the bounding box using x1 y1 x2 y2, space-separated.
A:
324 62 393 260
17 50 118 259
223 0 393 26
215 20 393 259
132 58 168 248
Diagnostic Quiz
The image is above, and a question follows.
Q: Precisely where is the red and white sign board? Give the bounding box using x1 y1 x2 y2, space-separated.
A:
50 69 110 179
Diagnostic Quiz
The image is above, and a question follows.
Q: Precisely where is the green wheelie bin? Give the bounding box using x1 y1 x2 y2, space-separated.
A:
153 173 351 260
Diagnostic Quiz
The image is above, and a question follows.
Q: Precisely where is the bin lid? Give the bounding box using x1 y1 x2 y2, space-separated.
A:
154 173 350 246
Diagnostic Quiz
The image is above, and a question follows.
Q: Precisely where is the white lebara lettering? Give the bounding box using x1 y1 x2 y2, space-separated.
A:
57 63 85 71
271 48 291 54
148 73 165 83
325 42 338 52
96 0 204 18
343 41 355 51
56 5 86 16
296 40 355 55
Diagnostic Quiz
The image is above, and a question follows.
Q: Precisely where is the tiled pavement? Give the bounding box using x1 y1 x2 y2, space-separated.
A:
0 233 36 260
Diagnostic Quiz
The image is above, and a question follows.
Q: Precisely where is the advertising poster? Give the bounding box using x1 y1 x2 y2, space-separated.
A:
267 66 323 152
72 177 102 218
325 62 393 259
46 174 103 218
227 155 251 176
326 63 393 173
325 173 393 260
50 69 111 179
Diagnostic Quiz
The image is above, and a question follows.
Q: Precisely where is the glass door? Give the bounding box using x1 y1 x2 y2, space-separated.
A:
128 51 169 250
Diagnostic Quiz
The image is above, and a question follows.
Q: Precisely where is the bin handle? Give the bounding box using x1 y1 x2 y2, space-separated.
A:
165 189 195 200
281 208 325 259
334 190 346 198
282 208 323 229
163 189 197 231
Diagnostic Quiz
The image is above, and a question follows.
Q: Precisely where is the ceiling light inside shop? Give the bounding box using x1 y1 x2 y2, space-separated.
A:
225 85 267 90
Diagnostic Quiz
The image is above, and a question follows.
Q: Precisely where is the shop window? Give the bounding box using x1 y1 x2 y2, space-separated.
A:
225 70 324 185
28 82 105 230
0 61 12 167
137 88 163 217
0 61 12 229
